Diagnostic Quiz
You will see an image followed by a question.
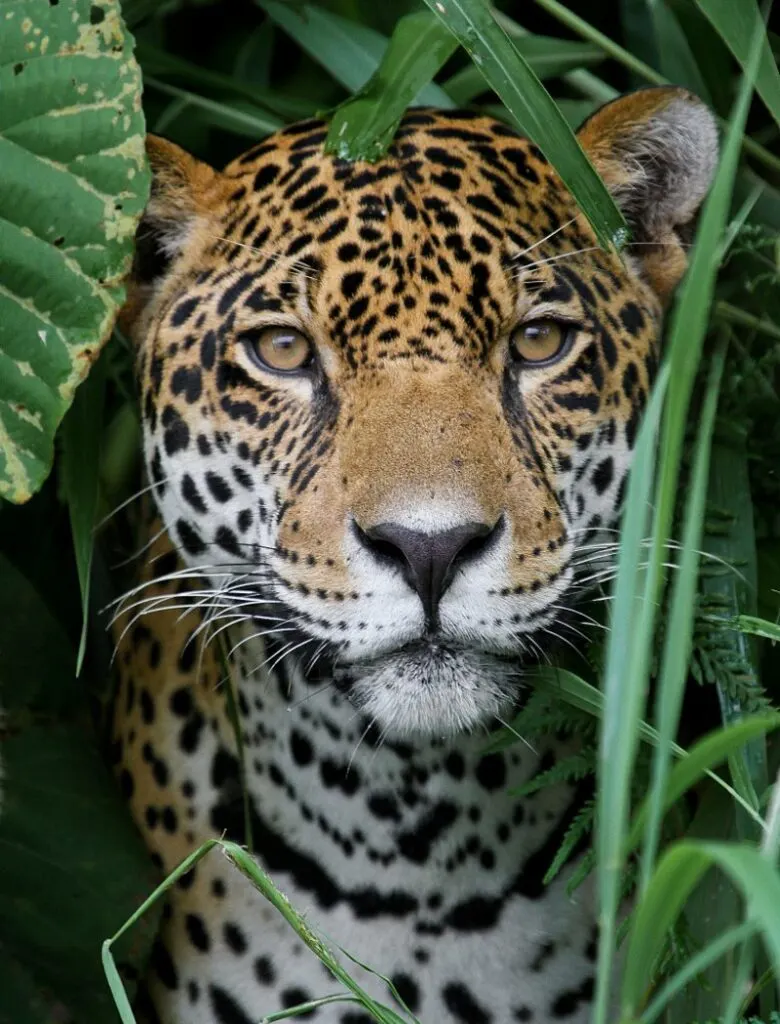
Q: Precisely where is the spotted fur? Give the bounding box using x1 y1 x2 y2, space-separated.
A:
112 89 717 1023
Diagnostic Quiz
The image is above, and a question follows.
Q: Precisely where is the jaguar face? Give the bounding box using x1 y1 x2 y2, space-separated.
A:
125 90 717 736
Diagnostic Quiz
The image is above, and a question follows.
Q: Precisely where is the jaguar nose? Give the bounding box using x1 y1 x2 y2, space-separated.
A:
354 518 503 624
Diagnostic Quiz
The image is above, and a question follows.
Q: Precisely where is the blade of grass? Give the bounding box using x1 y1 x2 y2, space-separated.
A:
257 1 448 105
638 919 758 1023
325 10 457 162
60 350 105 674
646 0 712 103
593 22 764 1021
640 338 726 887
591 363 671 1024
621 841 780 1019
493 11 618 106
694 0 780 130
734 615 780 642
257 0 386 94
420 0 628 252
103 839 414 1024
532 0 780 178
441 36 605 104
524 666 770 830
137 40 316 120
143 77 284 137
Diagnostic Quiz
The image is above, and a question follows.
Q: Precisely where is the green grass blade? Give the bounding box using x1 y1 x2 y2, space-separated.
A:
533 0 780 178
442 36 604 104
521 665 768 830
420 0 627 251
628 714 780 853
694 0 780 129
60 351 105 674
647 0 712 103
735 615 780 642
638 919 757 1024
640 339 727 886
592 364 670 1024
621 841 780 1019
137 40 316 121
100 941 136 1024
103 839 414 1024
325 10 457 161
144 77 284 137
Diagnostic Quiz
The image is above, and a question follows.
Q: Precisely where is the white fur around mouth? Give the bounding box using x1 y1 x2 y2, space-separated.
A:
334 641 520 739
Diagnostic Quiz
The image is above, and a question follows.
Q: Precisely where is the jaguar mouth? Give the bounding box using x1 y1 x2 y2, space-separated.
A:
333 639 521 738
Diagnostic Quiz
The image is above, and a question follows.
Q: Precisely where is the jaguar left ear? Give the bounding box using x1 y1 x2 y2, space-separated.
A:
577 87 719 301
121 136 222 335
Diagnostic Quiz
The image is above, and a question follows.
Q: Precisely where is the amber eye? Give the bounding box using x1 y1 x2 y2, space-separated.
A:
243 326 313 374
510 319 573 366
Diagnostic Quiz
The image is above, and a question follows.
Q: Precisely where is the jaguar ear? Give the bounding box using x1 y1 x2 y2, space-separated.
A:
121 136 220 332
577 87 719 300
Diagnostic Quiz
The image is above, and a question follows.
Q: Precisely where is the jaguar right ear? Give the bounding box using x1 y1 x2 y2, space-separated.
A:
121 136 221 334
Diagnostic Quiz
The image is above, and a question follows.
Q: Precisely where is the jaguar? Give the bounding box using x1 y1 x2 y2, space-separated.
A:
111 86 718 1023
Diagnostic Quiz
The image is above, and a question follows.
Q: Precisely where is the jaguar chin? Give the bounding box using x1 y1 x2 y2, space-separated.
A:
334 639 520 738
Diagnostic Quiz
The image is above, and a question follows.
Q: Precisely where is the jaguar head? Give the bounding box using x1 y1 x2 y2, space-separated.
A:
124 88 717 736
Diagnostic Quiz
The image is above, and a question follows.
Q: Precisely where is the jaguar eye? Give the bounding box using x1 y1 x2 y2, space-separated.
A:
510 319 574 366
243 326 313 374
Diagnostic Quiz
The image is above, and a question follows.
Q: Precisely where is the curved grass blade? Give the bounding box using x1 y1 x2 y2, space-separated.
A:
735 615 780 642
325 10 457 162
442 36 604 104
420 0 627 251
592 20 765 1022
639 339 726 884
591 364 671 1024
694 0 780 130
103 839 416 1024
257 0 448 108
621 841 780 1019
60 350 106 674
144 77 283 137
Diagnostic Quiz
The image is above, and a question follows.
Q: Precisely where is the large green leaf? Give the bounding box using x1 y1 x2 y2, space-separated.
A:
420 0 627 251
0 0 149 503
325 10 457 161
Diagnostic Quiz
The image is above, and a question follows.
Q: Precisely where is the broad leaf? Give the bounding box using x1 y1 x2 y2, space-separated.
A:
0 0 149 502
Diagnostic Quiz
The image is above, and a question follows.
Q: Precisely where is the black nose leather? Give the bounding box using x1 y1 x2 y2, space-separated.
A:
356 519 501 623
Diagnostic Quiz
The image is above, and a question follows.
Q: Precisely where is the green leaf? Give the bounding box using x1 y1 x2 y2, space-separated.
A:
0 0 150 503
420 0 627 252
137 40 315 121
104 839 416 1024
621 842 780 1019
627 714 780 856
640 341 726 884
60 350 106 674
259 2 373 94
593 22 764 1020
694 0 780 130
736 615 780 643
442 35 605 104
144 77 284 137
325 10 457 161
647 0 712 103
592 364 671 1023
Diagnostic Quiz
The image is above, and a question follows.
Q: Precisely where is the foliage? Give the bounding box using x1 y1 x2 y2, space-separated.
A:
0 0 779 1023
